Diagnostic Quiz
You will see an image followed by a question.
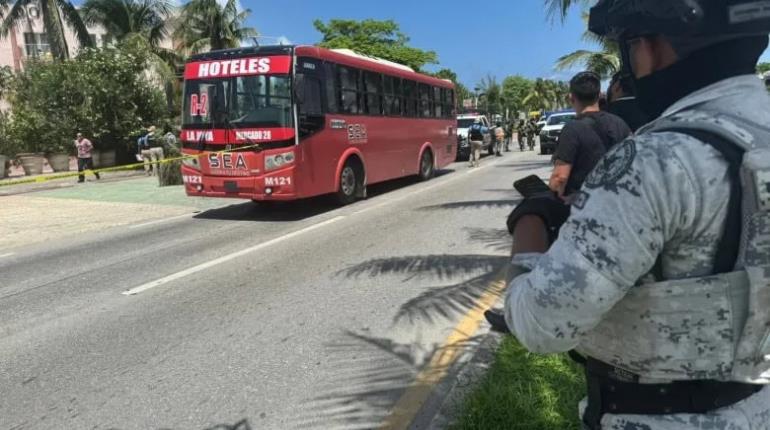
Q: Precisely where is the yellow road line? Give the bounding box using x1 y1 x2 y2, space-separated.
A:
380 266 508 430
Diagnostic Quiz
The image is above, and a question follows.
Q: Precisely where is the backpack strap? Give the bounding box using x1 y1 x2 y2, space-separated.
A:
583 114 614 151
651 128 745 278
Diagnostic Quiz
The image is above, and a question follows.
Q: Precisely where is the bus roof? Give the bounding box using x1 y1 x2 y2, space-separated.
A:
186 45 454 89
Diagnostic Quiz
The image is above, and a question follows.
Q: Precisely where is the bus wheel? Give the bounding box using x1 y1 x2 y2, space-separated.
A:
336 160 361 205
418 149 434 181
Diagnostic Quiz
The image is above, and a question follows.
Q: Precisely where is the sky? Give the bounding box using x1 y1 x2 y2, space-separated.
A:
247 0 770 89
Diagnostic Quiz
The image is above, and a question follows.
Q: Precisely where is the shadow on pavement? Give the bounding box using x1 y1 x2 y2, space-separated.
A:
193 169 456 222
464 227 512 253
202 419 253 430
418 198 521 211
297 246 509 428
295 330 484 430
495 160 552 171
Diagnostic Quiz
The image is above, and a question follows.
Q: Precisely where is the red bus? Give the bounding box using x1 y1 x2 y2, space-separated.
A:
180 45 457 204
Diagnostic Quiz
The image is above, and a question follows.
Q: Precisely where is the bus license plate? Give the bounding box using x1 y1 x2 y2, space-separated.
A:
224 181 238 192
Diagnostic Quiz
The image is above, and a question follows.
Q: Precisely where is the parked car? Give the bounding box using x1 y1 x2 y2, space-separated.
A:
539 112 576 155
456 114 492 160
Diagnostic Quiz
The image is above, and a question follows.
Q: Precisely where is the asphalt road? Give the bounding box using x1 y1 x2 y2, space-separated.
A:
0 147 553 430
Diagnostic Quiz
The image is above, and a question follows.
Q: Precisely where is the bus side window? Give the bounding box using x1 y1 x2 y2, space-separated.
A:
403 80 417 117
393 78 403 116
445 89 455 118
433 86 442 118
339 66 360 114
364 71 382 116
419 84 431 118
324 62 338 114
299 75 323 116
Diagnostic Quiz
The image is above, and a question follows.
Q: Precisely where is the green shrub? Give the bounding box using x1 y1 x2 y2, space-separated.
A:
7 43 171 156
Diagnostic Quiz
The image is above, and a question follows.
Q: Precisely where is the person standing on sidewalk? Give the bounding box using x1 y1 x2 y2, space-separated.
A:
140 126 164 176
467 118 485 168
75 132 100 183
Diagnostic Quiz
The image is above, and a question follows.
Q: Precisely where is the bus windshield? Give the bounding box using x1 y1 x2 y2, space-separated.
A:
183 75 293 129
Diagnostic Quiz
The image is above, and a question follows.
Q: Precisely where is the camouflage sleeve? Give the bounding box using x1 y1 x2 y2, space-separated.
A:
504 133 725 353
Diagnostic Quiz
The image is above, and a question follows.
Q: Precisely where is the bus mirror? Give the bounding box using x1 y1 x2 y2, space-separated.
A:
294 74 305 105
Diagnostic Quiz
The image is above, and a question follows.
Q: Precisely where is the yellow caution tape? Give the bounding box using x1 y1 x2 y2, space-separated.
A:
0 144 263 188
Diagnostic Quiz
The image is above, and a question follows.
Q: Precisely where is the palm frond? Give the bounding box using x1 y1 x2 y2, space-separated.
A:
57 0 93 49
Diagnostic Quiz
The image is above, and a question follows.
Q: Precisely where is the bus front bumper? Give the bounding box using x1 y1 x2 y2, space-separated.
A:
182 165 299 200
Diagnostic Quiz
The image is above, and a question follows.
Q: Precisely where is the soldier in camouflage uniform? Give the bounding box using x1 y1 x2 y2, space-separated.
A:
499 1 770 428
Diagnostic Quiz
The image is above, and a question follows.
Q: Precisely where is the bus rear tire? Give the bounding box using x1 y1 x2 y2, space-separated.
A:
418 149 434 181
336 159 363 205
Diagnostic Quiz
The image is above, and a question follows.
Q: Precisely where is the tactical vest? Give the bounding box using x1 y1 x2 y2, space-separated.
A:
576 108 770 383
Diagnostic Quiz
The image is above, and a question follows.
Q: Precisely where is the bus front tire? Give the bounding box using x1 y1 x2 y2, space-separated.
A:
336 159 363 205
418 150 435 181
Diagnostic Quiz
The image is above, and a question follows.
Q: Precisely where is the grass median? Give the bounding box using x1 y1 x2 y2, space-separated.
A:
452 336 585 430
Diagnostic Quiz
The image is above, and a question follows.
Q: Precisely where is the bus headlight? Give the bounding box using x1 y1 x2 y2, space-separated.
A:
265 151 295 171
182 155 201 170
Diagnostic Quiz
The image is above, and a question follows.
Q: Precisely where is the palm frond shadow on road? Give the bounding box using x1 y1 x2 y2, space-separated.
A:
294 330 485 430
464 227 512 253
418 199 521 211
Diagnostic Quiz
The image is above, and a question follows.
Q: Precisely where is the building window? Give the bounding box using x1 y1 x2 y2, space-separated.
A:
24 32 50 58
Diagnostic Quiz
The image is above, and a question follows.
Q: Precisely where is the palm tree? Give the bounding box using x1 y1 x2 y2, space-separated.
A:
81 0 179 104
523 78 560 112
173 0 257 54
543 0 591 22
475 74 504 115
554 11 620 79
0 0 93 60
81 0 170 48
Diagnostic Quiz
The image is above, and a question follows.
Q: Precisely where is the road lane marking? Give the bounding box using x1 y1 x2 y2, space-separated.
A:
122 154 510 296
129 213 196 229
380 266 508 430
121 215 346 295
0 252 15 258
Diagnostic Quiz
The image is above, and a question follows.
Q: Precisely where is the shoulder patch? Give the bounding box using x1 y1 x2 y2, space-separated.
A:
585 139 636 189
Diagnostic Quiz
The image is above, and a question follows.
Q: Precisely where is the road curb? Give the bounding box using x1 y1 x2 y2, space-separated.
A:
425 330 504 429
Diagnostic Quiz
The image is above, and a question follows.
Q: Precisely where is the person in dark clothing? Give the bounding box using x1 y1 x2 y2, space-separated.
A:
484 72 631 333
550 71 631 198
606 72 649 132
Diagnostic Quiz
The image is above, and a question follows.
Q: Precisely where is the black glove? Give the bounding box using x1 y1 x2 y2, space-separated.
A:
507 194 571 243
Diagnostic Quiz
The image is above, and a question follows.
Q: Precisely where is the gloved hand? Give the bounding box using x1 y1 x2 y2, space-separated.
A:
507 193 571 243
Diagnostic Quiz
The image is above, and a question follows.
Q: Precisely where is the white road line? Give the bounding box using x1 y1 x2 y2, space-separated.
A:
121 215 346 296
0 252 15 258
122 156 508 296
130 213 196 229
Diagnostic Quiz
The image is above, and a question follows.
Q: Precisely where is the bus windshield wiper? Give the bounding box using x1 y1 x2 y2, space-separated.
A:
223 117 262 152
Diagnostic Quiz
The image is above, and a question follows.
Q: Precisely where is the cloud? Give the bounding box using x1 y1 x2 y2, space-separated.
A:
276 36 292 46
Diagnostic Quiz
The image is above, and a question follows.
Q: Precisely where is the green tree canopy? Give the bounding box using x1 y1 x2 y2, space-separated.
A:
81 0 171 48
475 74 503 116
6 42 169 154
757 62 770 75
502 75 533 116
313 19 438 71
173 0 258 54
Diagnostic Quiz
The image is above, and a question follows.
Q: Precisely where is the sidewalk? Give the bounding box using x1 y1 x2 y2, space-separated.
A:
0 176 243 252
0 156 148 196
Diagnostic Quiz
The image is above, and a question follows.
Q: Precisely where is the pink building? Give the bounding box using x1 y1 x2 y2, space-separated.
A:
0 5 112 72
